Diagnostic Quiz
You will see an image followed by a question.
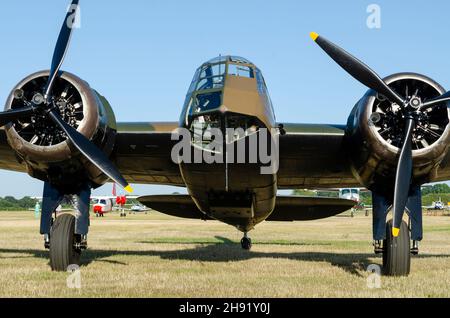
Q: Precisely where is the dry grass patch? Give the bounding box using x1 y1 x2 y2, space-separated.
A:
0 211 449 297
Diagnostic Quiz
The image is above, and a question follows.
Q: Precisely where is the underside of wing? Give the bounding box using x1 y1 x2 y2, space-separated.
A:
266 196 356 221
138 194 356 221
138 195 210 220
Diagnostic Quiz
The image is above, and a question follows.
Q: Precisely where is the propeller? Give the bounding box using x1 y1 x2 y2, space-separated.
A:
0 0 133 193
392 118 414 236
0 106 35 127
44 0 80 103
310 32 418 237
421 91 450 109
309 32 405 107
48 109 132 193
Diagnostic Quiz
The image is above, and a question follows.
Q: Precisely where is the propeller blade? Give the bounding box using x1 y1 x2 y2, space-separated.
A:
47 109 133 193
310 32 405 106
392 117 415 237
44 0 80 102
0 106 35 127
421 91 450 109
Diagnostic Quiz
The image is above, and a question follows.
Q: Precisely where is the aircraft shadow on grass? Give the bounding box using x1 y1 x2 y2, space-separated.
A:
1 236 449 277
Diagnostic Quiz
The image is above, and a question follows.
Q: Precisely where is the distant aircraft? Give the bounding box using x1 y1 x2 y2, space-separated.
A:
338 188 369 217
423 198 445 210
338 188 360 203
433 200 445 210
91 197 114 217
313 188 367 217
130 204 150 213
91 184 137 217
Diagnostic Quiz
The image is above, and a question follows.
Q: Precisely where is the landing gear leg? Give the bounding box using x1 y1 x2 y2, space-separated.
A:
74 184 91 251
411 241 419 255
40 182 64 249
240 233 252 250
407 186 422 255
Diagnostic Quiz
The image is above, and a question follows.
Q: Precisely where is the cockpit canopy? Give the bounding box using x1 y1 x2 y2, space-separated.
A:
181 55 269 124
179 55 276 153
190 56 255 93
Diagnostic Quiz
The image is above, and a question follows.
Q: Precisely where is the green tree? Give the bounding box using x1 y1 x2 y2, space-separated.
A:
0 196 37 211
292 189 317 196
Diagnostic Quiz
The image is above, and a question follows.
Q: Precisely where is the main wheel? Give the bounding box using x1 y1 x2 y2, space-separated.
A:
241 237 252 250
49 214 81 272
383 219 410 276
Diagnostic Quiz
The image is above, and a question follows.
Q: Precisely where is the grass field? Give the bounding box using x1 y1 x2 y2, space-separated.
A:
0 210 449 298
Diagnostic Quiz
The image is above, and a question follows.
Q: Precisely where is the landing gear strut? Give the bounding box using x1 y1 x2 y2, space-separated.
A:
41 182 91 271
411 240 419 255
382 219 410 276
372 189 421 277
241 233 252 250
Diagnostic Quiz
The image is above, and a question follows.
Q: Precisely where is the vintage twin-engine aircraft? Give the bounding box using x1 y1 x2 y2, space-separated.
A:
0 1 449 276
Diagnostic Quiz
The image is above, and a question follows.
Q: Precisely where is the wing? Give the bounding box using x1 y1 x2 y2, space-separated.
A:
114 122 362 189
0 122 375 189
0 128 26 173
277 123 360 189
0 123 185 187
113 122 184 187
3 121 448 190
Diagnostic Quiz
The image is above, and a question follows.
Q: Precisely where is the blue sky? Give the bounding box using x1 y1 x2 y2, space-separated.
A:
0 0 449 197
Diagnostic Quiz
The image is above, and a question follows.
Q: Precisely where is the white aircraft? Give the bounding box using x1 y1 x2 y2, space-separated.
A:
91 197 115 217
91 184 138 217
130 204 150 213
423 198 445 210
338 188 361 203
306 188 366 217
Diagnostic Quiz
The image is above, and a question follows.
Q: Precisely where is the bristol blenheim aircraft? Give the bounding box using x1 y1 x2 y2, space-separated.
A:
1 1 449 276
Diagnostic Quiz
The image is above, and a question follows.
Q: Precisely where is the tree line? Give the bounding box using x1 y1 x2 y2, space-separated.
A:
0 197 37 211
2 184 450 211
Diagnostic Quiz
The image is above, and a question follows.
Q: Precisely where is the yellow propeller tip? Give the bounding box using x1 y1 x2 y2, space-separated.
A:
310 32 319 41
124 185 134 194
392 227 400 237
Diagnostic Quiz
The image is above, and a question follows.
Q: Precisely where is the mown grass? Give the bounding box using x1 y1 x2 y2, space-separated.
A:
0 211 449 298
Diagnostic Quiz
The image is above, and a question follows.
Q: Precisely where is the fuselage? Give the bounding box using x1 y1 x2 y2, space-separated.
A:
92 197 114 214
177 56 278 231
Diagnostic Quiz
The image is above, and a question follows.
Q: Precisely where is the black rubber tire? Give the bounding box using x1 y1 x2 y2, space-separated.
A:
49 214 81 272
383 219 410 276
241 237 252 250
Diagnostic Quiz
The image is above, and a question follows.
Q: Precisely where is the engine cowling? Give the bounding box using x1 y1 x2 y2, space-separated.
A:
346 73 450 194
4 70 117 190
